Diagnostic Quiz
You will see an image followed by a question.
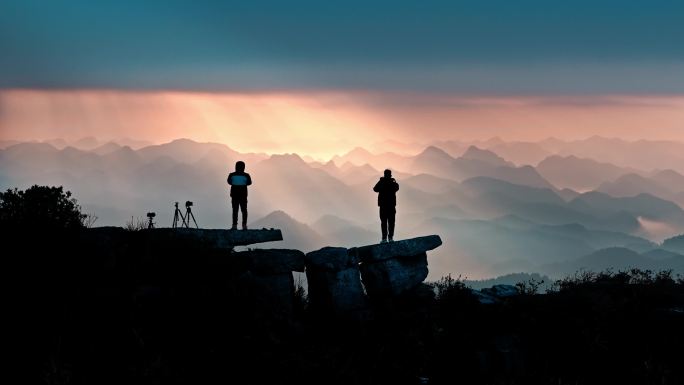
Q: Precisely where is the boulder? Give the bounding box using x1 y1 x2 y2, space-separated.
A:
352 235 442 263
305 247 366 313
481 284 519 298
360 252 429 298
354 236 442 298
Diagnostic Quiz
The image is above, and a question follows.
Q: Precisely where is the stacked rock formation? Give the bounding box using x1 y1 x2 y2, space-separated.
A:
354 235 442 298
305 235 443 313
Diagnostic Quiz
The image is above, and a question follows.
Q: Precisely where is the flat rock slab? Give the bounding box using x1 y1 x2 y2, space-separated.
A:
234 249 305 274
352 235 442 263
148 228 283 248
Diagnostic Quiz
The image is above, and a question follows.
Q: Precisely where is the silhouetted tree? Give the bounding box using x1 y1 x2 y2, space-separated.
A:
0 185 86 229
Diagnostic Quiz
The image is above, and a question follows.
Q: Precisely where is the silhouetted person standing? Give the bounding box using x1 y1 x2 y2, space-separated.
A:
227 161 252 230
373 169 399 243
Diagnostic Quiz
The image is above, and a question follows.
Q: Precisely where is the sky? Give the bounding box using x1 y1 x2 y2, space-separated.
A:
1 0 684 156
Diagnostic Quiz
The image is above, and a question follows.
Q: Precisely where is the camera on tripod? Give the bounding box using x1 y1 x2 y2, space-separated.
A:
146 212 156 229
172 201 199 229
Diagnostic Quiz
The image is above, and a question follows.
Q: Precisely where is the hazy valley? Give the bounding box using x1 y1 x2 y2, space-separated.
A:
3 136 684 279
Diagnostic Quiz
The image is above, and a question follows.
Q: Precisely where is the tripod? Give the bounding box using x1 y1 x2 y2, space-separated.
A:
183 204 199 229
172 202 186 228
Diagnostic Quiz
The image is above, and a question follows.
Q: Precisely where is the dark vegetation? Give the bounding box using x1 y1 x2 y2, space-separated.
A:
6 186 684 385
0 185 90 229
464 272 552 292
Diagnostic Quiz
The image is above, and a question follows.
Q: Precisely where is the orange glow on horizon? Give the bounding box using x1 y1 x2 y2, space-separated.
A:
2 89 684 159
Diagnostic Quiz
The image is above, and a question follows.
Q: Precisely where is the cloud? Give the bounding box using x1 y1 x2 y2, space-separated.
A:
1 1 684 94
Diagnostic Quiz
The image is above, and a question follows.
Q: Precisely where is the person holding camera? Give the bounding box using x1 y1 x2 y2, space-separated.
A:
227 161 252 230
373 169 399 243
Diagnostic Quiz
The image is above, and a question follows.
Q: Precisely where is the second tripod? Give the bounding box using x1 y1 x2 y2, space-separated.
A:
172 201 199 229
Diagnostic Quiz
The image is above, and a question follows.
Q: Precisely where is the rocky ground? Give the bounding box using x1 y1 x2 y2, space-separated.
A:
9 227 684 385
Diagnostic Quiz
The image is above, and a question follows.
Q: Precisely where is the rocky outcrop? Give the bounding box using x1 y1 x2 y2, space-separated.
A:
354 235 442 298
471 284 521 305
83 227 443 316
305 247 366 314
81 227 283 255
305 235 443 308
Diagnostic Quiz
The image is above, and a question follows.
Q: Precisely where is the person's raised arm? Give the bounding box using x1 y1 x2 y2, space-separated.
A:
246 173 252 186
393 179 399 192
373 179 382 192
227 173 233 185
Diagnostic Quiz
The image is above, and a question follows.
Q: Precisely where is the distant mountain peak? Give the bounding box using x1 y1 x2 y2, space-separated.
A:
461 145 511 166
117 145 136 154
335 147 374 160
339 161 377 173
169 138 196 144
6 142 57 153
260 210 293 221
93 141 122 155
418 145 452 159
463 145 484 153
588 246 641 258
653 169 684 179
250 210 308 230
357 163 378 173
268 153 306 165
348 146 373 155
61 145 88 155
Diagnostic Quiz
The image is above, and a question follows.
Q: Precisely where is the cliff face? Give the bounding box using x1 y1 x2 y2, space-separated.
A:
14 227 684 384
80 227 443 317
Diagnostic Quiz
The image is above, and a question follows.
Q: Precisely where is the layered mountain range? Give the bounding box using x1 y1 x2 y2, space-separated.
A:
3 136 684 279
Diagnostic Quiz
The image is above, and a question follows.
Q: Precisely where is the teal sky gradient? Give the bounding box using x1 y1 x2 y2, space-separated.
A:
1 0 683 94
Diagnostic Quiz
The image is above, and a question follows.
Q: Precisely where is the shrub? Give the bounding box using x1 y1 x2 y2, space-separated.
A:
515 277 545 295
124 216 148 231
553 268 680 292
0 185 86 229
432 274 469 300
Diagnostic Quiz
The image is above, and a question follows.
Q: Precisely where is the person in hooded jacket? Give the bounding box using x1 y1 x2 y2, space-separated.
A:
373 169 399 243
227 161 252 230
